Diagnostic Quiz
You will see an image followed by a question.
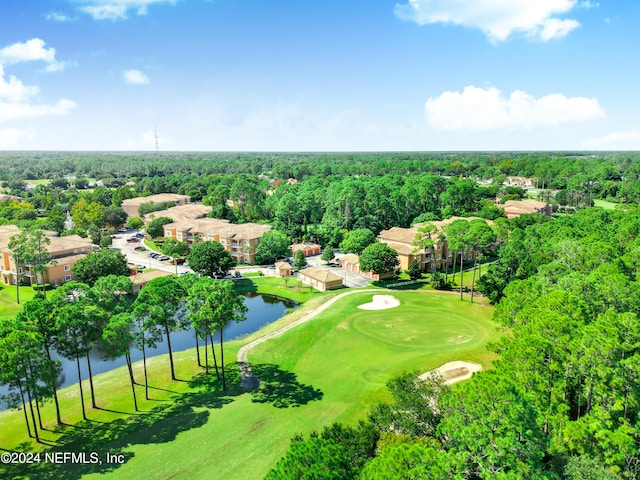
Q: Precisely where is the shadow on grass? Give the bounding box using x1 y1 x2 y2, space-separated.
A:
232 278 257 295
249 364 323 408
1 364 244 480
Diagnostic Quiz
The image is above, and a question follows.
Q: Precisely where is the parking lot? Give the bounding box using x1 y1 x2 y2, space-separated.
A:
110 230 192 275
110 233 372 288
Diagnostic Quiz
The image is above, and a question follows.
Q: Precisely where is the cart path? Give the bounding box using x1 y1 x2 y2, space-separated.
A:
237 289 379 388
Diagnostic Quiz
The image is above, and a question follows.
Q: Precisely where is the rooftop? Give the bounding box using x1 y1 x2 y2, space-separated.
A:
379 216 493 246
0 226 92 255
298 267 343 283
130 269 173 286
122 193 190 207
143 203 212 224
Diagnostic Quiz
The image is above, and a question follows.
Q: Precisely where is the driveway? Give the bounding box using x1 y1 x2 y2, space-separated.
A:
304 253 372 288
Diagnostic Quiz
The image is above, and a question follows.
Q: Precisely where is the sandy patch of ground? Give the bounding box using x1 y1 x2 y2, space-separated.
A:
358 294 400 311
420 360 483 385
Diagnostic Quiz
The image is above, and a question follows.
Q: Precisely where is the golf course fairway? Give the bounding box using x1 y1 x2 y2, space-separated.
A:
3 290 499 480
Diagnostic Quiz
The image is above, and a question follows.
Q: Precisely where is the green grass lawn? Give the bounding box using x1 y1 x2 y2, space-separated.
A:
0 285 37 320
143 239 162 252
233 276 329 303
593 198 619 210
1 290 499 480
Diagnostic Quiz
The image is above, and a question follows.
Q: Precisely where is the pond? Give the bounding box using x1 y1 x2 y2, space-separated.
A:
0 293 296 410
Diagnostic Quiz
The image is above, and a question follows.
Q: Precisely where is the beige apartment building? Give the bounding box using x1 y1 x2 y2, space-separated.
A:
378 216 493 272
500 199 552 219
121 193 191 217
0 225 93 287
163 218 271 264
142 203 212 224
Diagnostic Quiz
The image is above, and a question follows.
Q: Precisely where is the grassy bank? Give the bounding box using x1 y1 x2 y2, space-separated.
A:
233 276 329 303
0 285 37 321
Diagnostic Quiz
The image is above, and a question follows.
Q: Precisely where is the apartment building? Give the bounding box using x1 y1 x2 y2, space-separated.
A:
121 193 191 217
0 225 93 287
378 216 493 272
142 203 212 224
163 218 271 264
499 199 552 219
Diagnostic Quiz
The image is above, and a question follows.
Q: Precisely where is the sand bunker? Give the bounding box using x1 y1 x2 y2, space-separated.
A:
419 361 483 385
358 294 400 311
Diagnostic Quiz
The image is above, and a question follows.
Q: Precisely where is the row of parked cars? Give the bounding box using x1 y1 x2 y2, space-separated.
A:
150 252 171 261
127 262 146 270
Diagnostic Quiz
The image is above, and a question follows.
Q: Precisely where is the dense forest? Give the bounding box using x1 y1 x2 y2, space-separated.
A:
2 151 640 248
267 207 640 479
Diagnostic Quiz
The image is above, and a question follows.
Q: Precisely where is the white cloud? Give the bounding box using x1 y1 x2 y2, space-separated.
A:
579 1 599 8
77 1 177 20
46 11 74 22
425 85 604 131
0 66 40 103
0 38 67 72
0 99 76 122
123 69 150 85
0 128 33 148
394 0 581 42
539 18 580 41
0 41 76 123
585 129 640 149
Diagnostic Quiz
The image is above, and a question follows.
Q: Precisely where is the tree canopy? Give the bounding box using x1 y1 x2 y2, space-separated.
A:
255 230 291 264
359 242 399 275
339 228 376 255
187 241 236 278
72 248 130 286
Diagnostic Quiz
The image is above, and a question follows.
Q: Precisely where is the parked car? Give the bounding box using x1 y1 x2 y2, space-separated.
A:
135 232 145 238
136 264 146 270
134 246 146 251
117 228 128 233
158 255 170 261
172 258 186 265
150 253 160 258
126 237 140 243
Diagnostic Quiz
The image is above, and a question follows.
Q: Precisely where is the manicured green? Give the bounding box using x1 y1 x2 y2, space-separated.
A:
0 290 498 480
0 285 37 320
593 198 619 210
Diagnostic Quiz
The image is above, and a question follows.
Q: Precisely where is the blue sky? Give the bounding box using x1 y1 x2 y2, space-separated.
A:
0 0 638 151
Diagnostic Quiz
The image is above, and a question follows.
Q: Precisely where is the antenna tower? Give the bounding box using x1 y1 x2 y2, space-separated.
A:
154 125 159 157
